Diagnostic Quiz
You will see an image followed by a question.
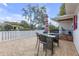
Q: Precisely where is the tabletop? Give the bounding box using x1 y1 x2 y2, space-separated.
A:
36 32 56 38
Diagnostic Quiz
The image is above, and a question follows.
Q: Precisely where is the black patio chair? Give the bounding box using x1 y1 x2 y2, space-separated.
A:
35 32 48 56
49 33 59 47
53 34 59 47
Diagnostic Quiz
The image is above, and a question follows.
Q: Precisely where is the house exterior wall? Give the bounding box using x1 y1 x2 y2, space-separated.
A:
57 4 79 54
73 5 79 54
65 3 79 15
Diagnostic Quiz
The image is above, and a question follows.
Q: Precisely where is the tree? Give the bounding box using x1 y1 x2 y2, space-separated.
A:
0 26 2 31
4 24 13 31
49 25 59 32
22 4 33 29
22 4 47 30
20 20 30 29
59 3 66 16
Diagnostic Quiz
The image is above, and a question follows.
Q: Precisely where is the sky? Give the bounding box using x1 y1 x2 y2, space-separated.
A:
0 3 62 26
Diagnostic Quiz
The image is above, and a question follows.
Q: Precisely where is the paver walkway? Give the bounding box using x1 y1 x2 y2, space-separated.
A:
0 37 78 56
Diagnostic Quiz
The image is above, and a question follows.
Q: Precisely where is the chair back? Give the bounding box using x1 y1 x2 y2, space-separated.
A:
36 32 47 43
55 34 59 39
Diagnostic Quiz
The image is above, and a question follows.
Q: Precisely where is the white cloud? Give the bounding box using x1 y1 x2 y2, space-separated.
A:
3 14 28 22
0 7 29 23
3 3 8 6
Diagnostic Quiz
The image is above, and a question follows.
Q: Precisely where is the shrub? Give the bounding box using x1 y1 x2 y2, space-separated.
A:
49 25 59 32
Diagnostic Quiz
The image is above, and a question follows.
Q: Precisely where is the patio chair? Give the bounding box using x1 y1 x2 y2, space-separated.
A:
49 33 59 47
35 32 48 56
36 33 55 56
53 34 59 47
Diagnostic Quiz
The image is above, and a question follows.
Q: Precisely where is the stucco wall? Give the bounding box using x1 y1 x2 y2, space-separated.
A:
73 11 79 54
65 3 79 15
73 5 79 54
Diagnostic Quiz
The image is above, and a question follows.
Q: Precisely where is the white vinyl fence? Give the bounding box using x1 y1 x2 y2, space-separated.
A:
0 30 44 42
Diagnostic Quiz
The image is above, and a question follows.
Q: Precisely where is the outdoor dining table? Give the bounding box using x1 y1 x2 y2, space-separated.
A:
36 32 57 56
48 33 59 35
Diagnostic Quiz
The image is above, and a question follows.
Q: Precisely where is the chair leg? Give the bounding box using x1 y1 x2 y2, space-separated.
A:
43 44 47 56
36 41 40 56
45 44 47 56
35 38 39 49
57 40 59 47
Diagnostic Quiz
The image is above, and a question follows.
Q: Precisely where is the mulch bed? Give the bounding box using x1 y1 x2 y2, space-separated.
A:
59 34 73 41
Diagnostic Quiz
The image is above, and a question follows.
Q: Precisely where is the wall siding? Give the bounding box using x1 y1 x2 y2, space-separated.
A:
73 13 79 54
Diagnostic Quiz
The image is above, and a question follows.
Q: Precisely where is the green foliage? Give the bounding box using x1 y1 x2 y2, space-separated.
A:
20 20 30 28
0 26 2 31
4 24 13 31
20 20 30 30
59 3 66 16
22 5 47 29
0 21 30 31
4 21 20 28
49 25 59 32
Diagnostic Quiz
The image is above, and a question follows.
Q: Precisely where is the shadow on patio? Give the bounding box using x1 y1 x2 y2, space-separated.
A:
35 40 78 56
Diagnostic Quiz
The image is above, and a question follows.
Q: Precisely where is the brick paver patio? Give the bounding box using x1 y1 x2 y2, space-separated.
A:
0 37 78 56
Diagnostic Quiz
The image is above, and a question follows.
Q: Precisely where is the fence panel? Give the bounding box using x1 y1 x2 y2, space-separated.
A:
0 30 44 42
